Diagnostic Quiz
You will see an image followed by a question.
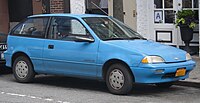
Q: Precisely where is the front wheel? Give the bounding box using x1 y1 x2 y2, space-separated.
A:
106 64 133 95
13 56 35 83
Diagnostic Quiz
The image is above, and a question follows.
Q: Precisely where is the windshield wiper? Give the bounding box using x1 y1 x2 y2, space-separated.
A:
128 36 147 40
103 37 125 41
103 37 147 41
128 37 141 40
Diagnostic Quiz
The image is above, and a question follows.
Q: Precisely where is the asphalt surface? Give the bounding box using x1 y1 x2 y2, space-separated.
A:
0 67 200 103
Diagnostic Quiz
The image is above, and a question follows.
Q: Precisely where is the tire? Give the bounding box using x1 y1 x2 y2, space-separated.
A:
13 56 35 83
155 82 173 88
106 63 133 95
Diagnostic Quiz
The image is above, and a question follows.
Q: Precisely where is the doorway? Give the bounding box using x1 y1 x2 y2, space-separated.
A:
152 0 199 51
85 0 108 15
8 0 33 30
8 0 33 22
153 0 177 46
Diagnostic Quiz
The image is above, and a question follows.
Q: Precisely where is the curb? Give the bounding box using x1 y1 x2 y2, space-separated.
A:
174 79 200 88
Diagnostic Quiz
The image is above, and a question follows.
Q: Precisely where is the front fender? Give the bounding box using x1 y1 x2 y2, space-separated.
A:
96 41 144 78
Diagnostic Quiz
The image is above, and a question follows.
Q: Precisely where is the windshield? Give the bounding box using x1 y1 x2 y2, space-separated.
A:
83 17 145 41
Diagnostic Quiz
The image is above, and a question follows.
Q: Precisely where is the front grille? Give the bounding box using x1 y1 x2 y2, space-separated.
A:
162 73 176 78
165 60 187 64
162 71 189 79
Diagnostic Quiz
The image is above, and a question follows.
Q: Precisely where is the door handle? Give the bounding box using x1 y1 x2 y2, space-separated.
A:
48 45 54 49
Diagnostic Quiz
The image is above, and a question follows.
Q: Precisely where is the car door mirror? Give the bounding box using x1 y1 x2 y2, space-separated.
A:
74 36 94 43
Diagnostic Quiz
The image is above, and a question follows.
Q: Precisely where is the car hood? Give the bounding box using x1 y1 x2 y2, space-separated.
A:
106 40 187 63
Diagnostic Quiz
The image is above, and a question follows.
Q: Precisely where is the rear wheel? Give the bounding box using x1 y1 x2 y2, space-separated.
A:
13 56 35 83
155 82 173 88
106 64 133 95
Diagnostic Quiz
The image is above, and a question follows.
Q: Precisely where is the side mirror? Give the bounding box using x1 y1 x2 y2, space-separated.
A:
74 36 94 43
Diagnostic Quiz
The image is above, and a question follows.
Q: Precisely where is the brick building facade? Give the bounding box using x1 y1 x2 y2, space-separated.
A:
50 0 64 13
0 0 70 34
0 0 9 34
0 0 108 34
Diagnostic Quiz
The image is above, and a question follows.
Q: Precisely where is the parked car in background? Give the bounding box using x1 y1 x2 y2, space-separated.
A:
0 33 7 65
4 14 196 95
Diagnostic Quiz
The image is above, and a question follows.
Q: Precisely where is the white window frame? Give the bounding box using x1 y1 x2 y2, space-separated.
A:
154 0 174 24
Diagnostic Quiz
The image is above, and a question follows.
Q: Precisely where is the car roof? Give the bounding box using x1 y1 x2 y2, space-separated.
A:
28 14 108 18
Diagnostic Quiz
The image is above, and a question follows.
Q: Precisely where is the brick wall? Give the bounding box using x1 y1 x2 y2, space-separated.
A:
50 0 64 13
0 0 9 33
32 0 42 14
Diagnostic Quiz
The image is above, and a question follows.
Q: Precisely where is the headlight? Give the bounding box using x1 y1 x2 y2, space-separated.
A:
186 53 192 61
141 56 165 64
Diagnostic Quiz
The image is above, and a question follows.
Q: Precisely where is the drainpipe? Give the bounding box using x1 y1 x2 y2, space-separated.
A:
199 0 200 56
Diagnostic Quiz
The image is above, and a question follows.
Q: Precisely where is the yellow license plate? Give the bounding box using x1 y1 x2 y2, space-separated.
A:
175 69 186 77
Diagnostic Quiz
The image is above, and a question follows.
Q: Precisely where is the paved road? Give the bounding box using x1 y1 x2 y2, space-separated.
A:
0 68 200 103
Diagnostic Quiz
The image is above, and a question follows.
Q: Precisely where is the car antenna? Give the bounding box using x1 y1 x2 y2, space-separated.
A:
91 1 108 16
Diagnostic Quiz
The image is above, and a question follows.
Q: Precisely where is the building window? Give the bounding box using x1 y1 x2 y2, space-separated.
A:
8 0 33 22
85 0 108 15
42 0 50 14
154 0 162 8
182 0 199 22
154 0 175 24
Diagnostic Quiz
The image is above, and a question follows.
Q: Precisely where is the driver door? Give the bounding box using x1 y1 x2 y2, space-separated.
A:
43 17 98 77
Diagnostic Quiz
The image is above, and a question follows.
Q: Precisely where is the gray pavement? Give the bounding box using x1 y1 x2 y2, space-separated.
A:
189 55 200 80
1 73 200 103
0 57 200 103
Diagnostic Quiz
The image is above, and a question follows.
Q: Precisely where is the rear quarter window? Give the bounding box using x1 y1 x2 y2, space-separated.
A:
12 17 49 38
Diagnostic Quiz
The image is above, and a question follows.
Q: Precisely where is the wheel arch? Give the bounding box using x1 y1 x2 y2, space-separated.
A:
102 59 135 81
11 52 32 68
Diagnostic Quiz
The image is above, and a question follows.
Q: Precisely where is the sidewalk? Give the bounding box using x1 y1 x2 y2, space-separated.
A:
175 55 200 88
189 55 200 81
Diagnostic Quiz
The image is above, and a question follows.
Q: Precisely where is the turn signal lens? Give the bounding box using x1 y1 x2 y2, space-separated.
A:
141 57 149 63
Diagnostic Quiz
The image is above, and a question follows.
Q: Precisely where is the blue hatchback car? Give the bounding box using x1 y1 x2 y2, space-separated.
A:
5 14 195 94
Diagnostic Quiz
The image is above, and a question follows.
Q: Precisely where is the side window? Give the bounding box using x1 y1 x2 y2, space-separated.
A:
13 17 48 38
48 17 91 41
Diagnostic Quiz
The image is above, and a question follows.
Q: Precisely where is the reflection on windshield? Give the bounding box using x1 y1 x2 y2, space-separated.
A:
83 17 144 41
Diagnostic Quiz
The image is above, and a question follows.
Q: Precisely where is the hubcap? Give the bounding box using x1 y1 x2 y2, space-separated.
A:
15 61 28 79
109 69 124 90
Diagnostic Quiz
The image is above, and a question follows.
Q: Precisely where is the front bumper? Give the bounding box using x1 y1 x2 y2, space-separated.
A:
130 60 196 83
